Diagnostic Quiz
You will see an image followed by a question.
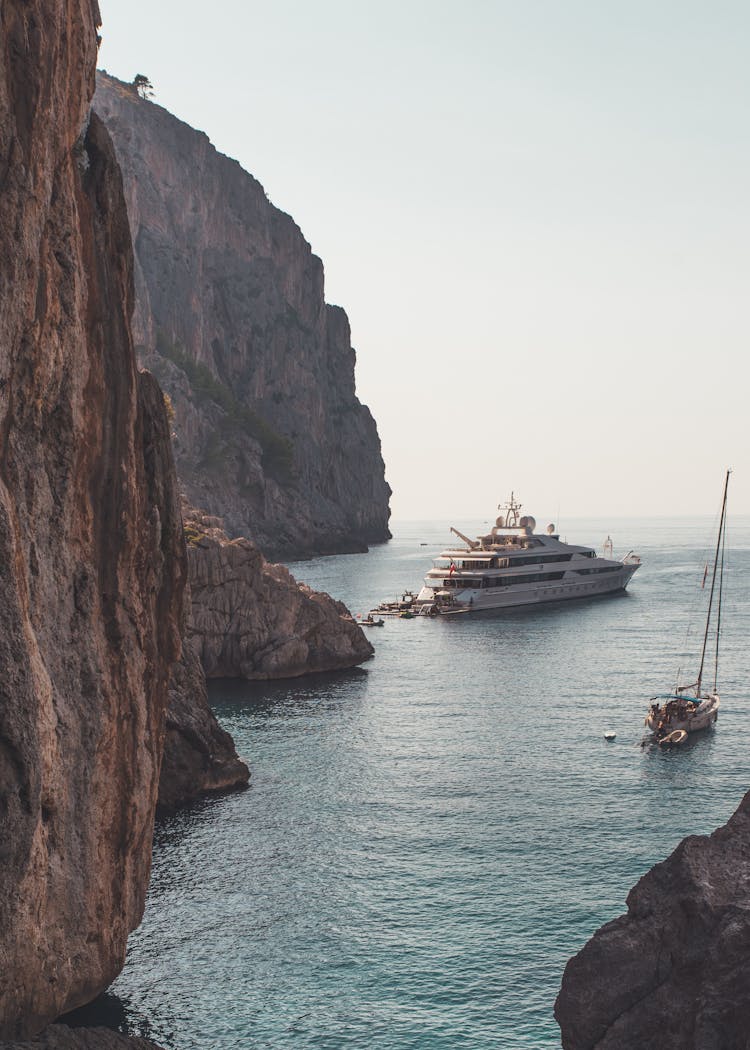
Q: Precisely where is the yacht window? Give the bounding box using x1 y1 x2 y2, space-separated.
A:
503 553 572 567
495 571 565 586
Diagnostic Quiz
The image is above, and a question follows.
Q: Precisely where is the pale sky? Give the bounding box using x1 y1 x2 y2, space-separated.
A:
98 1 749 522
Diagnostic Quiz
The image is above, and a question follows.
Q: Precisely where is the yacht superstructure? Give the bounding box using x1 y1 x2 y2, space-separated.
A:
415 494 640 615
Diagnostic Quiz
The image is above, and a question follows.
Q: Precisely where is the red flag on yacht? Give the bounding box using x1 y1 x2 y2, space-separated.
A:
449 561 456 575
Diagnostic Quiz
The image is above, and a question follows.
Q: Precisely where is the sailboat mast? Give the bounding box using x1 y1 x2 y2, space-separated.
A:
697 469 730 696
713 514 726 693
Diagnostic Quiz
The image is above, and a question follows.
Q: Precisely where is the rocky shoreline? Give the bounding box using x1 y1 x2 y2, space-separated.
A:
155 506 374 813
12 5 746 1050
0 1 382 1040
184 508 374 681
157 641 250 814
555 790 750 1049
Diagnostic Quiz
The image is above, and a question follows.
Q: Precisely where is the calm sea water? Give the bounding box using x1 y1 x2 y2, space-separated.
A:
103 517 749 1049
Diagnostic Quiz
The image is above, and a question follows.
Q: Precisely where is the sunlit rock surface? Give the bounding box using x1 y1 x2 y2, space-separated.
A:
0 0 185 1036
184 507 374 679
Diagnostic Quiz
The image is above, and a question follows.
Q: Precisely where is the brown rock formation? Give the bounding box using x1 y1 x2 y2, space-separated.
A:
158 639 249 813
555 790 750 1050
184 508 374 679
93 71 391 560
0 1 184 1038
0 1025 164 1050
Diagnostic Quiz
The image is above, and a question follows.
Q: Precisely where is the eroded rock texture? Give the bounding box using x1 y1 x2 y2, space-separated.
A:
0 1 184 1036
185 508 374 679
158 638 249 813
94 71 391 559
555 791 750 1050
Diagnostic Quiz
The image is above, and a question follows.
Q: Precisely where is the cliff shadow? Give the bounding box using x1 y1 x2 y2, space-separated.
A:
207 666 370 720
58 992 168 1045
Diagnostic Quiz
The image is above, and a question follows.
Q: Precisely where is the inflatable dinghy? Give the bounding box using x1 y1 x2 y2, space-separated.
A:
658 728 688 747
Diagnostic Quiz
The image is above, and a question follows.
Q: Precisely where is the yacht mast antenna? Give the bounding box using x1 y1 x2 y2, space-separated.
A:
499 492 522 528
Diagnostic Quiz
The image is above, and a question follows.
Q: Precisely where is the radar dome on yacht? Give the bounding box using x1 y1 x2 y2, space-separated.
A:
547 524 555 534
526 516 536 532
496 516 505 527
519 516 529 527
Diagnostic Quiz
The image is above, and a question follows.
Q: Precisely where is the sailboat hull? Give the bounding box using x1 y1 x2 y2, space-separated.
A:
645 694 719 736
644 471 729 742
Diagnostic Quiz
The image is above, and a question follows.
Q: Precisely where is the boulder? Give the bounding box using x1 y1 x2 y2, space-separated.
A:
185 508 374 680
555 791 750 1050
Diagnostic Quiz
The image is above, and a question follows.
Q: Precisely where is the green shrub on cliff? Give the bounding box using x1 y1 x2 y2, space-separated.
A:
183 525 203 547
163 391 176 424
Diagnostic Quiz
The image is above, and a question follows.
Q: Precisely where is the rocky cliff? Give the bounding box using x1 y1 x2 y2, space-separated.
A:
158 639 249 813
93 71 391 559
0 1 185 1037
156 497 376 809
185 507 374 679
555 790 750 1050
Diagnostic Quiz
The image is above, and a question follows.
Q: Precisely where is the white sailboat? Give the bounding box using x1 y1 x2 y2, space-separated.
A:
645 470 730 743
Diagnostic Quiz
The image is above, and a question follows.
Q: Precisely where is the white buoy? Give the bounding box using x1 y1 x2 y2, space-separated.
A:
604 731 616 741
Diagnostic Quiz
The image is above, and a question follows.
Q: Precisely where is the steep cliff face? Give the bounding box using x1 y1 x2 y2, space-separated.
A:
0 2 184 1037
555 790 750 1050
93 72 391 559
185 508 374 679
158 638 250 813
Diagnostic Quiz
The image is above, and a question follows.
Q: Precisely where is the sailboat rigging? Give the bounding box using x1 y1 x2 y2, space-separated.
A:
645 470 730 744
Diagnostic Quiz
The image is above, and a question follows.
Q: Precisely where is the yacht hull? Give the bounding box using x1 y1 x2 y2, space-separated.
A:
410 493 641 618
418 565 638 615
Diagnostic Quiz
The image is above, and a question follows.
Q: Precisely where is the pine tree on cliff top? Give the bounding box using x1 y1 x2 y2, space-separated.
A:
132 74 154 99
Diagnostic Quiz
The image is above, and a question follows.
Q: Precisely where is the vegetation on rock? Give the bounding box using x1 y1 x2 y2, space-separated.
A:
155 330 294 482
132 74 154 99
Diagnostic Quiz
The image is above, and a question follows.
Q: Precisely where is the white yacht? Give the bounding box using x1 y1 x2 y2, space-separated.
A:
415 494 641 616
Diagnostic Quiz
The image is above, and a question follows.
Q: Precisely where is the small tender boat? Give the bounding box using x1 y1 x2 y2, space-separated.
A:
604 731 616 741
362 616 385 627
645 470 729 742
370 590 420 618
658 729 688 748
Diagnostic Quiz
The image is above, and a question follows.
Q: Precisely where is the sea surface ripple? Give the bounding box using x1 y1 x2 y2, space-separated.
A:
105 517 750 1049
